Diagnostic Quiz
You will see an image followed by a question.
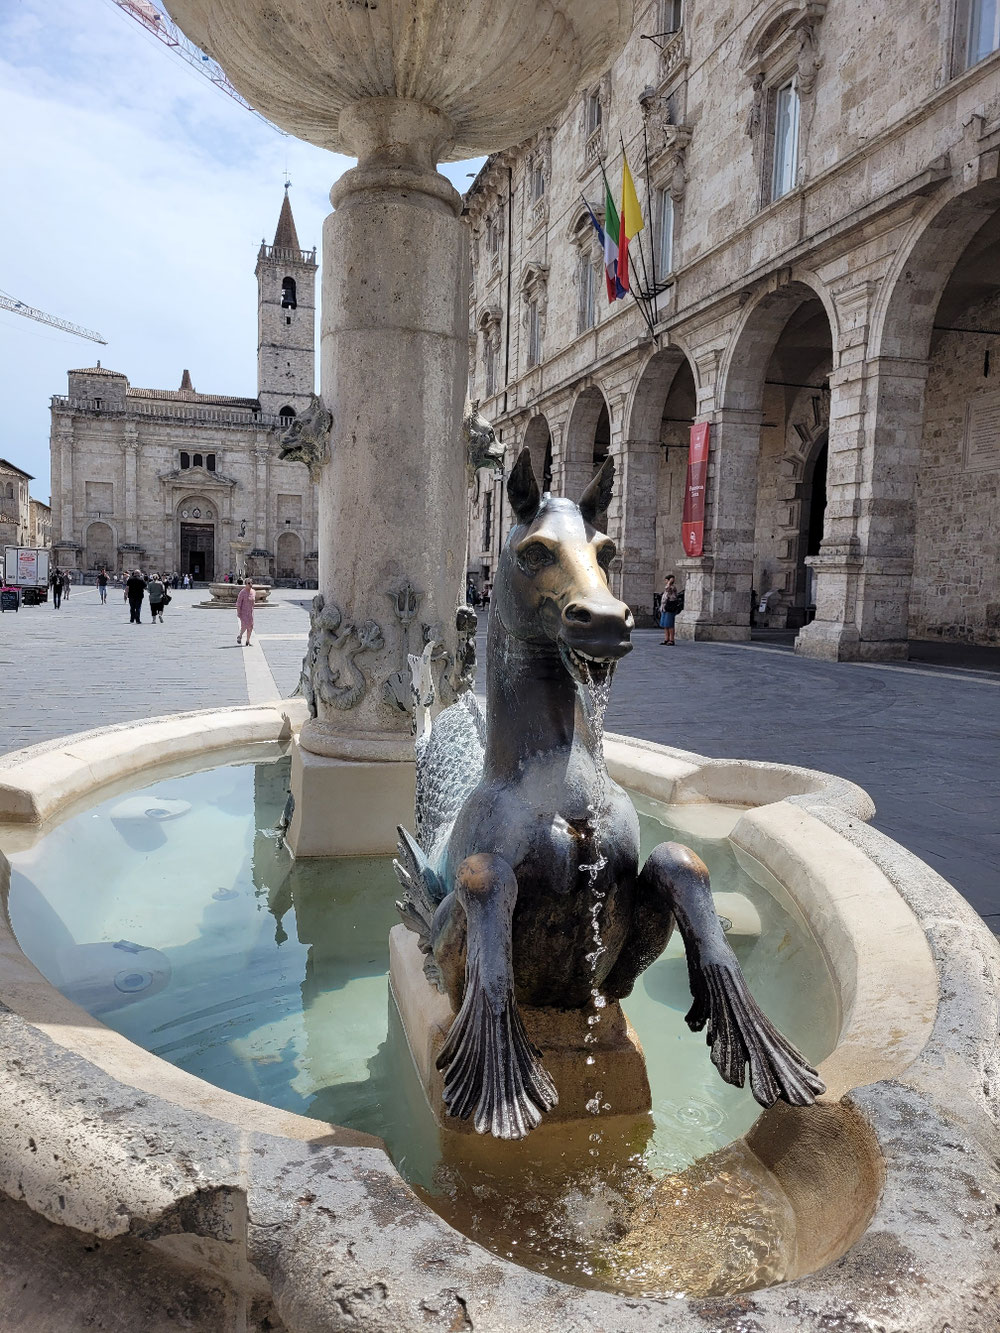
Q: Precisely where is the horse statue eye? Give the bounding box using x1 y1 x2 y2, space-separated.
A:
521 542 552 570
597 543 616 569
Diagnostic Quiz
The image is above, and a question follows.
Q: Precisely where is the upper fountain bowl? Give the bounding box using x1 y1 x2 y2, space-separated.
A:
166 0 632 159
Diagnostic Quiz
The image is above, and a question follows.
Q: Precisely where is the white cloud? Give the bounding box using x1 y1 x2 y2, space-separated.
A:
0 0 483 500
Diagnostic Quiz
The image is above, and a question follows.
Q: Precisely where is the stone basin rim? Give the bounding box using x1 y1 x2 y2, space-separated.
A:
0 703 995 1331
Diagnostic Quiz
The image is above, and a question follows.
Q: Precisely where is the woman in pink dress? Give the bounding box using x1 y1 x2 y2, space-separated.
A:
235 579 255 646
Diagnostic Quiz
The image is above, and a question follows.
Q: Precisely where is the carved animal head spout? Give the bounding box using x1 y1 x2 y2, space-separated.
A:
496 448 634 686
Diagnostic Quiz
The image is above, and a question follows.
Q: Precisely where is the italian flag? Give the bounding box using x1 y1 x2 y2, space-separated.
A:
618 153 644 296
603 181 624 303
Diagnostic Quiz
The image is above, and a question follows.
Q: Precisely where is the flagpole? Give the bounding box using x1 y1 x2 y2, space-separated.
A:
597 158 657 342
642 118 659 325
620 131 656 325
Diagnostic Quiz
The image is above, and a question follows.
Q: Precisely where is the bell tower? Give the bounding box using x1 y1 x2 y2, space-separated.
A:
256 188 317 418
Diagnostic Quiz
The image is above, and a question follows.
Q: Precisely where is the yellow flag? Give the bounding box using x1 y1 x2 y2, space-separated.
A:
621 154 645 240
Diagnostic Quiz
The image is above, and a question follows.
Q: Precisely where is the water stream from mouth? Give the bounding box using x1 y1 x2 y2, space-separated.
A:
575 661 615 1128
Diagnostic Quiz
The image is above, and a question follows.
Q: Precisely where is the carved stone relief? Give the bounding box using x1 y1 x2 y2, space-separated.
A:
300 593 384 716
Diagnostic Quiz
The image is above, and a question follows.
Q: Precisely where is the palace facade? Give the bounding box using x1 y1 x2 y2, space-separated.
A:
49 193 319 584
465 0 1000 655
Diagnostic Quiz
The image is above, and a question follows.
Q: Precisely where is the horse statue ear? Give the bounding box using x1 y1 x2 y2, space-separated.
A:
579 455 615 530
507 447 541 523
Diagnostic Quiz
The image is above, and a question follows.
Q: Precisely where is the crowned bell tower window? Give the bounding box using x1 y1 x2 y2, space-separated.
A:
281 277 297 309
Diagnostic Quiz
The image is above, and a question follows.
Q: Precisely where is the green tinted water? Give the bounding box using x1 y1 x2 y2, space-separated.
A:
6 753 838 1296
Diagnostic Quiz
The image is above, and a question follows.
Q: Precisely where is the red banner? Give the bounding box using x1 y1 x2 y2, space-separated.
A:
681 422 710 557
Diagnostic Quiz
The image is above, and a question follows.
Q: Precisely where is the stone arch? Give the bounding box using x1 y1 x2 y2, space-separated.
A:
626 345 696 441
522 413 553 492
871 179 1000 647
620 347 699 623
564 384 610 498
85 521 115 572
276 529 302 581
872 179 1000 361
720 276 838 413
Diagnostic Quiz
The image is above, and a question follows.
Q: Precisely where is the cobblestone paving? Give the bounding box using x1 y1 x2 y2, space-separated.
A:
1 589 996 926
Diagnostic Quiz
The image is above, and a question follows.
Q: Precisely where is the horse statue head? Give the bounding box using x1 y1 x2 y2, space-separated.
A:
493 448 634 688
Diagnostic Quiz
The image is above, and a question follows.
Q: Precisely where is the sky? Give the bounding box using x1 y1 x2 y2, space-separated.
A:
0 0 484 501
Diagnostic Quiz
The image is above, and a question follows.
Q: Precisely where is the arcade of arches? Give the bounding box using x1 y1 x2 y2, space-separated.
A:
468 180 1000 658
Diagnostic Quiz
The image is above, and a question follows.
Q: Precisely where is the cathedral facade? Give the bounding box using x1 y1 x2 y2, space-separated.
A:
49 194 319 584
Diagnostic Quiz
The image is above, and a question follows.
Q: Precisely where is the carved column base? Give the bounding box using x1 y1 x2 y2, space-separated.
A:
285 737 414 858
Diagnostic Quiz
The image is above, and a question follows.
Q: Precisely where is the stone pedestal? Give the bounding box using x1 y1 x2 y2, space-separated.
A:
285 738 413 859
389 925 652 1131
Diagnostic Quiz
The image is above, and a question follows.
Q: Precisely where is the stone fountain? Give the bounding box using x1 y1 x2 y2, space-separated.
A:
0 3 993 1330
169 0 633 856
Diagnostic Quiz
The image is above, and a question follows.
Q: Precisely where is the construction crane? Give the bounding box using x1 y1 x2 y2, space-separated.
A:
110 0 283 131
0 290 107 345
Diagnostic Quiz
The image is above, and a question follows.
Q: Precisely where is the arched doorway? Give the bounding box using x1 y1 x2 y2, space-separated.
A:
624 347 697 624
276 530 303 582
522 413 553 492
718 282 834 638
85 521 114 572
177 496 218 583
904 203 1000 645
564 385 610 499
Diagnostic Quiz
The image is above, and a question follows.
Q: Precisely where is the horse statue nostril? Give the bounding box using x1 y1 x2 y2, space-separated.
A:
563 603 592 625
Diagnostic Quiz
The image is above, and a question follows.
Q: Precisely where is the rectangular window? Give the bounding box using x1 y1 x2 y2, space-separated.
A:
771 80 800 201
531 161 545 201
482 492 493 551
659 0 683 33
484 339 497 398
656 188 674 276
967 0 1000 65
578 259 597 334
527 300 541 368
586 91 603 136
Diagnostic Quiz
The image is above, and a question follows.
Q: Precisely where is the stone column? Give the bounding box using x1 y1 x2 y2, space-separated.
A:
288 99 470 856
53 421 74 543
676 409 760 641
615 437 660 625
796 356 929 661
122 425 139 547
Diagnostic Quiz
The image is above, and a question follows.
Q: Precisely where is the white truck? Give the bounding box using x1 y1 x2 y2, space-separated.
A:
3 546 51 607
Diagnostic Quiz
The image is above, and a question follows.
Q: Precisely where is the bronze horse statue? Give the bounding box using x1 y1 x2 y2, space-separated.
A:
395 448 824 1139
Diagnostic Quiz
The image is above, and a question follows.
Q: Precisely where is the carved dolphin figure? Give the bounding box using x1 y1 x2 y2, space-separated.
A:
395 449 824 1139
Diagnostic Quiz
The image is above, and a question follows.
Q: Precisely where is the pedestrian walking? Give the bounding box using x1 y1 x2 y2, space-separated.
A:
97 569 109 604
183 573 191 590
63 570 72 600
235 578 255 646
50 568 63 610
659 574 684 646
125 569 147 624
147 573 167 624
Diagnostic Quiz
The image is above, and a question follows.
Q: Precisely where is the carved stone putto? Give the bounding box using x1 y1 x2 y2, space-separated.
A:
278 393 333 481
300 593 384 715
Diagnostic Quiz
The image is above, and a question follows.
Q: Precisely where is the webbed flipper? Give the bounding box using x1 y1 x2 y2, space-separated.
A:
394 825 446 986
628 842 825 1108
436 854 557 1139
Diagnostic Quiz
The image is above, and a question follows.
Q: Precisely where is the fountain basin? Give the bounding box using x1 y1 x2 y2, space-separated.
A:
194 581 274 610
0 704 996 1331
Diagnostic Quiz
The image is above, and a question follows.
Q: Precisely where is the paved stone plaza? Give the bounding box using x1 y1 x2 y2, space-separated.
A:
0 585 996 927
